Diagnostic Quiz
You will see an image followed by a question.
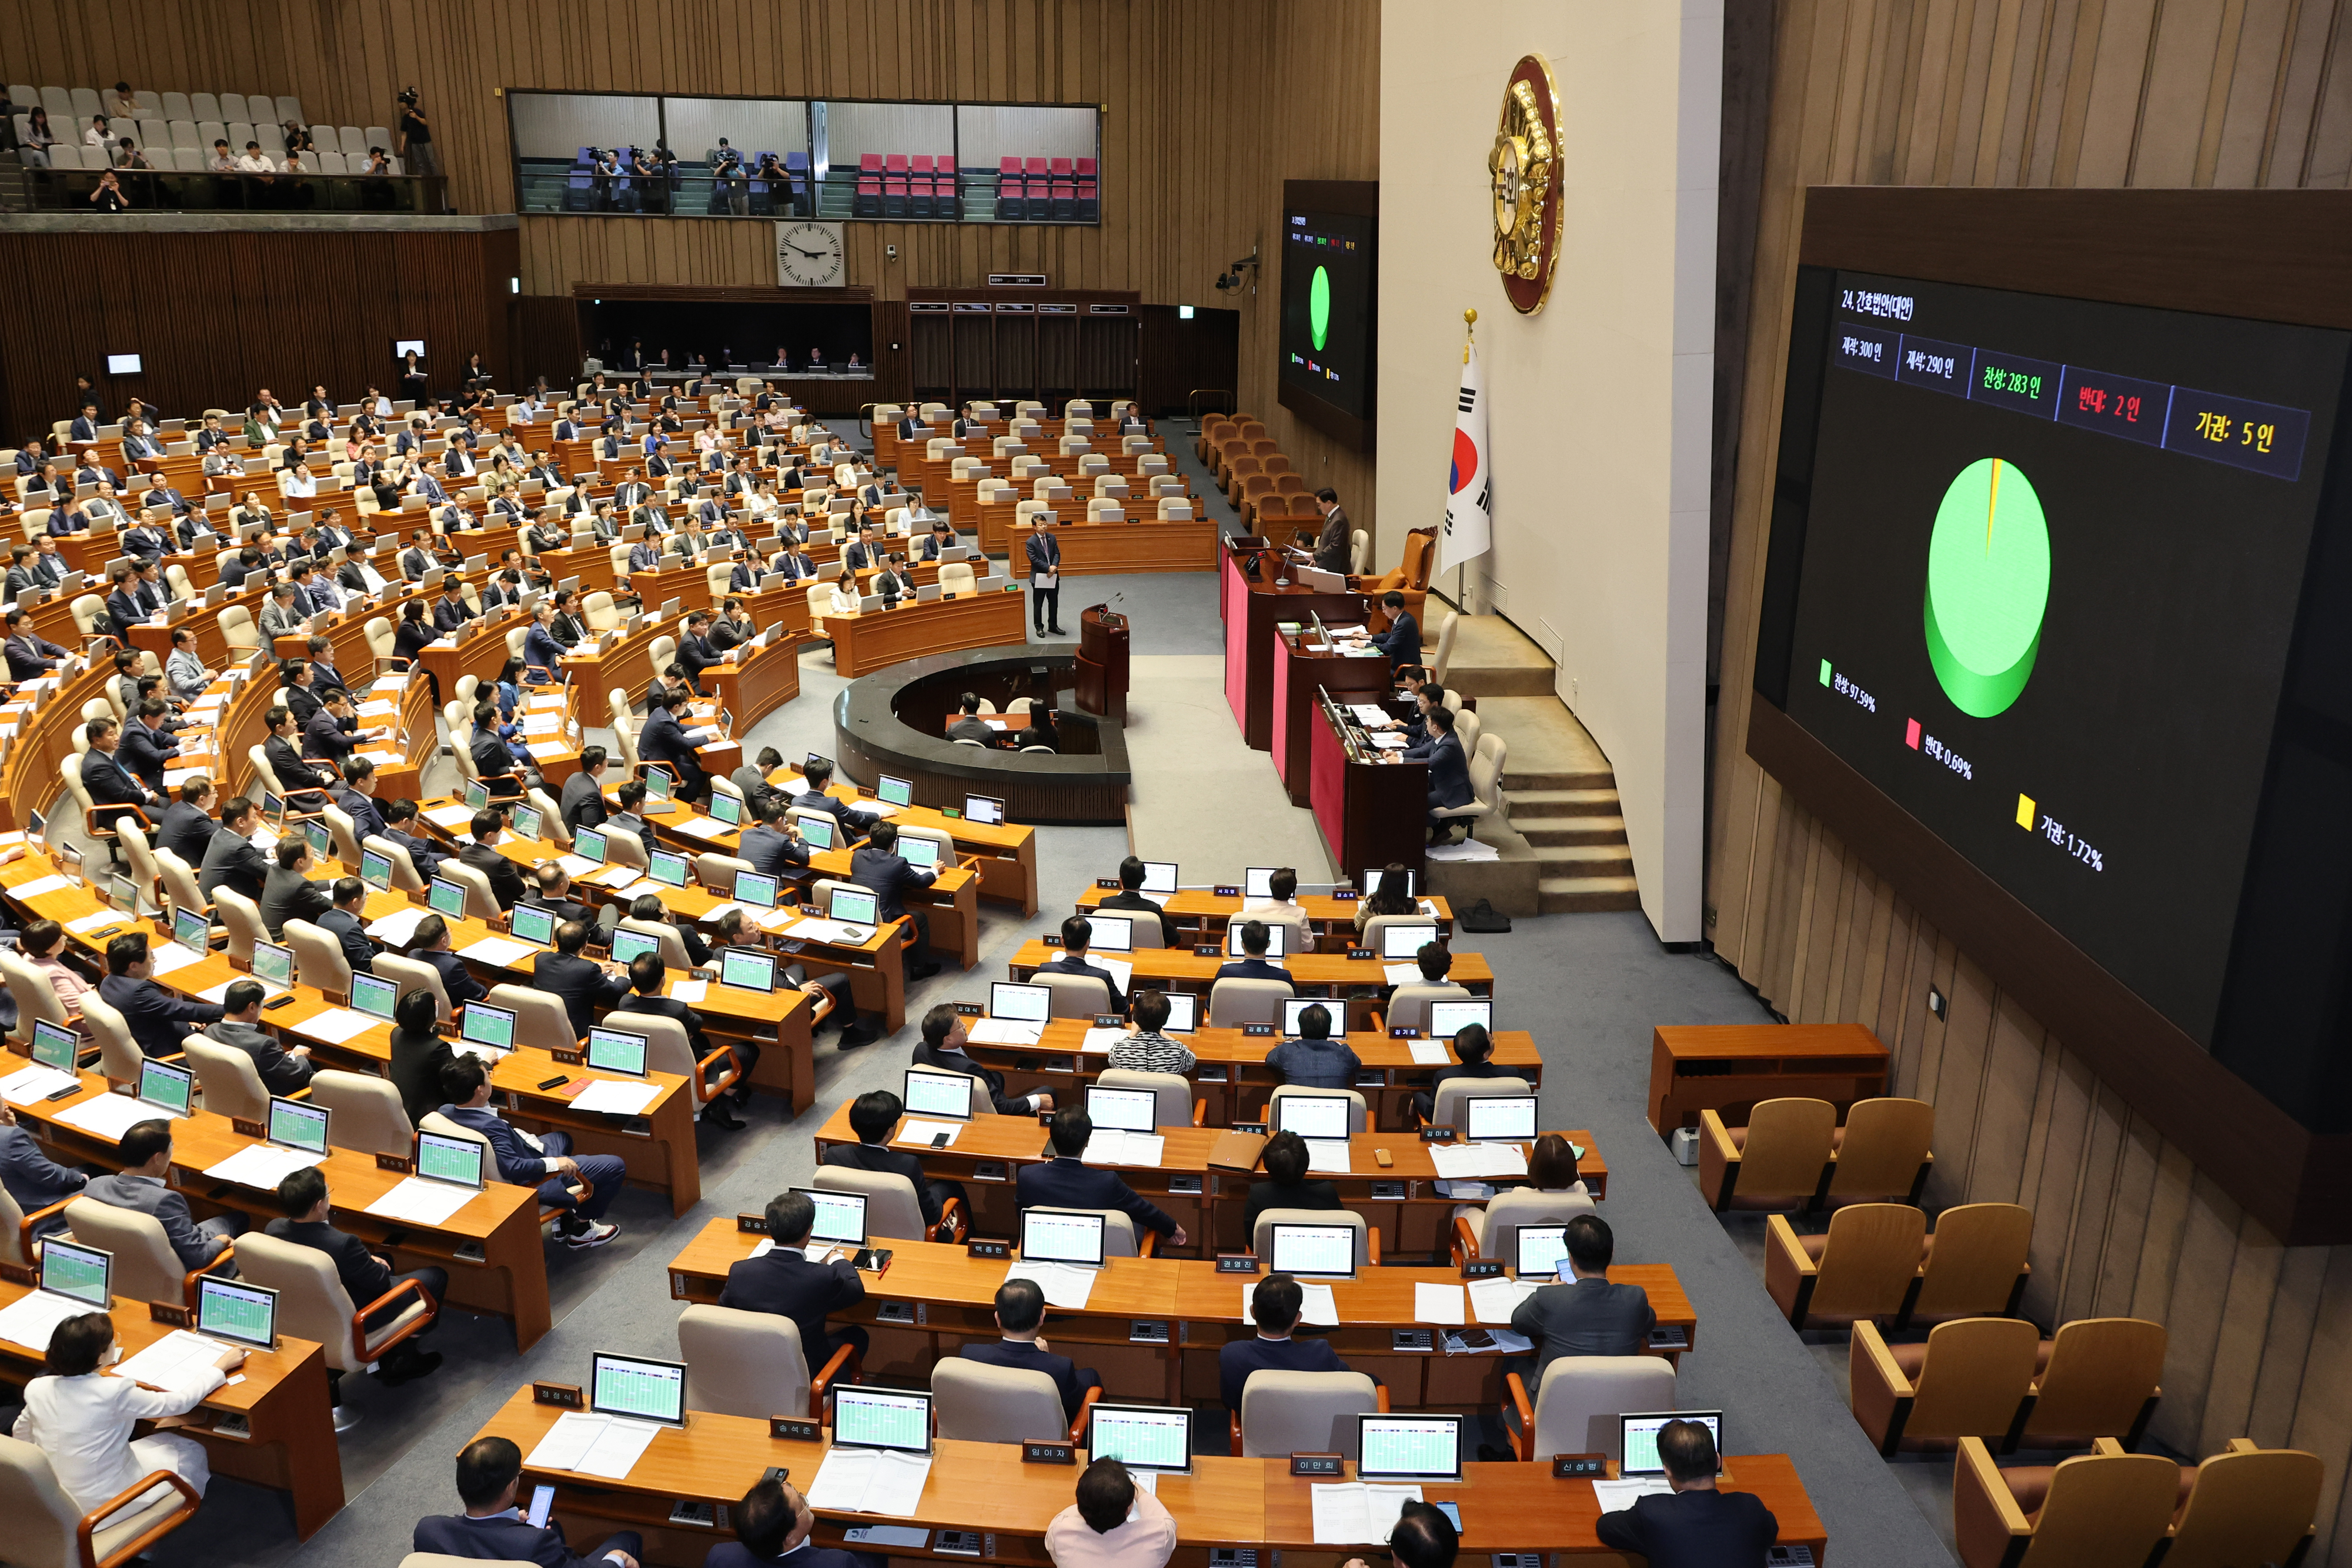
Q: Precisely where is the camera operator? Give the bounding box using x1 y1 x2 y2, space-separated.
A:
395 88 439 180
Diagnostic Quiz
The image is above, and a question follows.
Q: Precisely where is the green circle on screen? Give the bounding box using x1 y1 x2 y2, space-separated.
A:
1309 266 1331 351
1924 457 2051 718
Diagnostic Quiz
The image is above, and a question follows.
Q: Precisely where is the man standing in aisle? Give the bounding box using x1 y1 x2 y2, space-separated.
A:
1025 513 1063 638
1311 488 1351 574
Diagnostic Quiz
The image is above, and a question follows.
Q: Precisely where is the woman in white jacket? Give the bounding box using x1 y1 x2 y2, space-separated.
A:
826 564 861 617
12 1312 245 1516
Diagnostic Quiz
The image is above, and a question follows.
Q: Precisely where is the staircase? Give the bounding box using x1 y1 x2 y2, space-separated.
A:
1508 769 1641 913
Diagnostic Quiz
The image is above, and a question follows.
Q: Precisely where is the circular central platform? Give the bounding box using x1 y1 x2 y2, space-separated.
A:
833 644 1132 825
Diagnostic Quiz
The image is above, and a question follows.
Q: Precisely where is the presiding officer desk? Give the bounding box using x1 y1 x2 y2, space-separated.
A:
803 1101 1605 1259
469 1389 1823 1567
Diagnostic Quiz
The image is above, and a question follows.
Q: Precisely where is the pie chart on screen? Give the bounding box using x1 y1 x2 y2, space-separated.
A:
1924 456 2051 718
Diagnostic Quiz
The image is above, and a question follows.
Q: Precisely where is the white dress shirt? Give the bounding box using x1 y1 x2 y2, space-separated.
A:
13 1365 227 1513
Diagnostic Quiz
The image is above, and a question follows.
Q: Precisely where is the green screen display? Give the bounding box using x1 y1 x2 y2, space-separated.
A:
833 1389 929 1452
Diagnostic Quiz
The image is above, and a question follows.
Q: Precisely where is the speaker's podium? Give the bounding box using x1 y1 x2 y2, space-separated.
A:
1076 603 1130 721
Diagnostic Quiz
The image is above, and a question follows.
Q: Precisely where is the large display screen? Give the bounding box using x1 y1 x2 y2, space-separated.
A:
1279 208 1375 421
1768 268 2347 1050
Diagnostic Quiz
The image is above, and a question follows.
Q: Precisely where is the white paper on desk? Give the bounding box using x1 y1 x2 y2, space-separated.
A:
1414 1282 1468 1326
1080 1027 1127 1054
301 1007 379 1045
787 917 853 945
58 1091 178 1138
1305 1139 1352 1174
252 825 280 851
9 876 70 898
894 1118 960 1148
65 909 128 934
671 815 729 840
147 941 205 975
1005 1259 1097 1310
0 1063 80 1105
1256 1280 1342 1327
205 1143 325 1189
423 805 475 830
1406 1039 1451 1066
1096 956 1133 990
162 768 207 787
461 936 536 968
1441 1326 1531 1356
556 854 602 878
1592 1478 1675 1510
521 714 562 735
1348 704 1389 726
1367 733 1408 750
572 1079 660 1116
966 1018 1044 1047
367 908 426 945
693 904 744 926
0 1289 88 1352
669 979 707 1002
524 1411 612 1471
807 1447 933 1517
616 879 664 898
1382 962 1424 985
1467 1276 1542 1325
110 1329 230 1390
861 800 899 817
575 1416 663 1479
1429 1142 1528 1181
366 1175 476 1225
1310 1482 1422 1545
584 865 642 888
526 693 564 711
1082 1129 1163 1168
358 700 398 717
753 908 798 933
527 742 572 762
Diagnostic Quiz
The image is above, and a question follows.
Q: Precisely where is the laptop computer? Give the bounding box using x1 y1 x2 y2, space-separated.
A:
1464 1094 1538 1144
1281 998 1345 1038
460 1001 517 1057
649 848 690 888
1229 922 1288 957
830 1387 933 1454
876 775 913 807
266 1096 330 1156
1273 1092 1353 1141
827 885 878 937
1139 861 1178 897
608 927 662 965
427 877 469 921
1242 867 1277 898
137 1058 194 1117
415 1129 486 1189
250 940 295 991
1086 913 1133 952
1425 999 1494 1039
1381 923 1439 959
508 901 557 947
963 794 1005 825
731 870 779 910
349 969 399 1022
797 815 836 850
1084 1085 1158 1134
1357 1415 1464 1482
358 847 395 892
1161 991 1199 1033
719 947 777 993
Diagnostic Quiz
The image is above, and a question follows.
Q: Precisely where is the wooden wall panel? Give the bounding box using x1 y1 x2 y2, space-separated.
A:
1710 3 2352 1555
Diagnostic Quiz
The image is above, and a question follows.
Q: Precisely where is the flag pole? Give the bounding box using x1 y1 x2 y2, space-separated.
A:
1458 309 1475 617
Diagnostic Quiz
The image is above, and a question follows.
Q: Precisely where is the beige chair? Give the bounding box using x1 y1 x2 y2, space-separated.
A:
1034 1206 1150 1258
1268 1085 1367 1136
1207 976 1292 1028
1096 1068 1202 1128
219 603 260 654
1430 610 1459 684
0 947 77 1048
486 984 580 1052
630 1008 741 1116
438 860 504 924
1234 1369 1384 1457
2160 1441 2323 1568
234 1230 436 1427
1451 1185 1598 1269
1383 981 1468 1035
526 787 572 850
1699 1097 1838 1212
281 918 352 999
1506 1355 1679 1462
0 1431 202 1568
1825 1096 1936 1207
616 917 692 969
1765 1202 1928 1329
320 802 364 867
373 952 456 1021
1431 1076 1533 1133
582 590 620 632
182 1034 270 1122
155 850 211 921
212 887 265 965
1251 1206 1378 1266
78 991 149 1088
1953 1436 2180 1568
938 561 979 597
1851 1316 2040 1456
64 1197 218 1307
1430 733 1506 842
1034 969 1112 1018
306 1069 413 1157
115 824 163 916
933 1358 1094 1445
1905 1202 2034 1326
810 1166 964 1243
2017 1318 2168 1452
362 833 427 893
676 1303 847 1420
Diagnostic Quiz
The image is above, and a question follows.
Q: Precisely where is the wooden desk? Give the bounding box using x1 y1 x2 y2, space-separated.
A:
1073 888 1455 946
823 591 1029 678
1309 699 1429 886
1273 633 1395 807
1040 518 1219 575
0 1278 346 1539
771 770 1041 917
1646 1024 1890 1138
1221 536 1374 752
1003 941 1495 1016
701 634 802 734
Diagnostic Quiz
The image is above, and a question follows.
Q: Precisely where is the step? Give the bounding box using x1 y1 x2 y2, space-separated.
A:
1502 770 1615 793
1519 814 1626 848
1537 874 1644 914
1532 842 1635 877
1448 664 1559 699
1507 787 1620 817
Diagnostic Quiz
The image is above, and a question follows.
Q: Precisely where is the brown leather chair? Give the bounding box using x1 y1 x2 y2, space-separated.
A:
1764 1202 1926 1329
2159 1440 2321 1568
1953 1435 2180 1568
1902 1202 2033 1326
2013 1317 2167 1453
1850 1316 2039 1455
1700 1097 1837 1211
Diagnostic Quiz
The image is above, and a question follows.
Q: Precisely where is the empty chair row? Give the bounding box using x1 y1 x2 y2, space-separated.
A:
1766 1199 2030 1330
858 152 960 175
1954 1435 2317 1568
852 176 961 219
12 86 303 127
1702 1094 1935 1211
994 155 1098 178
1852 1313 2165 1456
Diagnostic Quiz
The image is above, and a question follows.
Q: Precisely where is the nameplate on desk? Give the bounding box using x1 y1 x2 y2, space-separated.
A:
550 1048 584 1066
1128 1320 1169 1344
1289 1453 1344 1477
1462 1259 1505 1279
876 1300 918 1325
1215 1253 1261 1273
1192 944 1220 957
229 1116 265 1139
769 1416 823 1442
0 1262 31 1286
1023 1441 1075 1465
1040 934 1062 947
966 1239 1010 1259
532 1381 584 1409
951 1001 984 1017
1551 1453 1606 1479
1347 948 1375 959
1421 1126 1456 1142
1241 1022 1274 1037
146 1302 193 1329
737 1212 769 1233
1094 878 1121 890
376 1152 413 1173
1168 1174 1202 1195
1214 885 1240 898
1389 1026 1423 1039
1391 1329 1434 1352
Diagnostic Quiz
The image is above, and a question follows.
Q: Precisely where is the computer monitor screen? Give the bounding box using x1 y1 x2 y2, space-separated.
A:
798 815 835 850
1228 921 1288 957
1620 1412 1725 1478
607 927 660 965
1161 991 1199 1033
1381 923 1439 960
963 794 1005 825
415 1130 485 1188
508 902 556 947
877 775 913 807
251 940 293 988
719 947 776 993
586 1027 648 1076
590 1352 688 1426
806 753 827 773
461 1002 516 1054
1359 868 1415 900
990 981 1050 1022
172 905 211 954
828 886 879 926
1357 1415 1464 1481
830 1387 932 1454
1087 1405 1194 1474
903 1068 973 1121
900 835 941 870
1085 1086 1158 1134
649 848 690 888
1426 999 1493 1039
1087 913 1132 952
350 970 398 1021
1515 1225 1572 1281
460 780 490 811
1269 1222 1358 1277
359 848 393 891
427 877 467 919
1273 1092 1352 1141
196 1276 279 1349
572 826 607 862
643 767 673 802
302 819 332 859
138 1058 192 1116
1021 1209 1107 1266
793 1186 868 1246
29 1018 79 1071
40 1238 110 1308
709 790 742 827
268 1096 329 1154
1243 867 1277 898
733 870 778 910
1464 1095 1537 1144
1281 998 1344 1039
1140 861 1178 896
510 804 544 841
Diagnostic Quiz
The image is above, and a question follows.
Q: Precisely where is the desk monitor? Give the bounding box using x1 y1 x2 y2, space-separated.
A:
649 848 690 888
708 790 742 827
827 885 879 927
806 753 827 773
1242 867 1277 898
261 793 286 824
1359 868 1415 900
793 1186 868 1246
1357 1415 1464 1482
903 1068 974 1121
1272 1092 1352 1141
1514 1225 1572 1281
608 928 662 965
830 1386 933 1454
171 905 212 955
510 803 545 841
415 1129 485 1188
643 767 673 803
1161 991 1200 1034
1020 1208 1108 1268
1269 1221 1358 1278
1087 1404 1194 1475
1227 921 1288 958
349 970 399 1022
461 1001 517 1054
427 877 468 920
797 815 836 850
1425 999 1493 1040
251 940 294 989
358 847 395 892
989 981 1050 1024
29 1017 79 1072
877 775 913 807
586 1026 648 1076
1620 1412 1724 1478
460 780 490 811
572 825 608 862
267 1095 330 1155
1085 1085 1158 1134
1138 861 1178 897
1281 998 1346 1039
302 819 332 860
733 870 779 910
508 901 556 947
963 794 1005 826
590 1352 689 1427
138 1058 193 1116
1087 913 1133 952
719 947 777 993
196 1276 279 1350
41 1236 111 1308
1464 1094 1537 1144
1380 922 1440 960
900 835 941 870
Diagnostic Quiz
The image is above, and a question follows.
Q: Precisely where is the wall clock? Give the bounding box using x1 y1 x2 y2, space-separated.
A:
777 221 846 287
1489 54 1562 314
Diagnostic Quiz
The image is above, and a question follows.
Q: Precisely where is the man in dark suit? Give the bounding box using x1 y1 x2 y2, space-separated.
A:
1366 591 1419 671
433 580 475 633
0 1102 86 1237
260 704 333 798
303 687 365 766
1264 1002 1361 1090
412 914 489 1007
914 1005 1050 1115
560 747 611 836
1024 513 1063 636
523 604 567 676
717 1189 868 1366
638 690 714 803
79 717 158 832
205 979 316 1094
415 1436 641 1568
1100 855 1180 947
821 1089 961 1226
97 931 225 1059
946 693 1000 748
523 865 594 930
198 796 270 904
707 1475 867 1568
269 1166 443 1385
850 821 941 981
1035 915 1124 1011
332 757 390 847
1421 707 1474 838
1509 1215 1655 1388
1218 1272 1362 1412
1 610 66 681
155 778 220 866
535 920 630 1039
1015 1105 1182 1246
459 808 527 910
736 797 810 880
1214 920 1292 986
116 700 181 795
1309 487 1351 574
960 1277 1101 1421
1595 1420 1777 1567
440 1054 623 1246
316 876 376 975
675 610 720 693
83 1118 240 1271
260 838 332 939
